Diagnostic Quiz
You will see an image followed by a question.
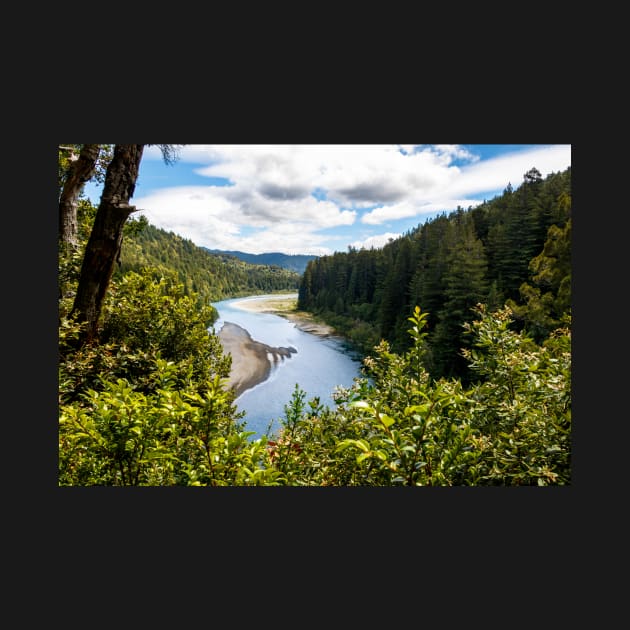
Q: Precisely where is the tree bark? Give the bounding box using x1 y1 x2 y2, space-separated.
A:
71 144 145 344
58 144 100 251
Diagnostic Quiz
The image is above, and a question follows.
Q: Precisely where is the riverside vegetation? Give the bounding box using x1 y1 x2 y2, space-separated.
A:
58 145 571 486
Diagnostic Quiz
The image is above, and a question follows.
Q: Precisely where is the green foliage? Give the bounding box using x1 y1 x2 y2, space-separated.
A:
118 222 301 307
508 217 571 342
101 267 219 355
266 384 367 486
58 189 299 485
59 266 231 399
59 369 282 486
298 167 571 380
431 212 488 380
59 254 290 485
264 304 570 486
330 307 482 485
60 289 571 484
266 307 481 485
462 305 571 484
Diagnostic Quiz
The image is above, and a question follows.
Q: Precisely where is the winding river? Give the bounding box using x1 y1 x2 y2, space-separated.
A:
211 294 363 440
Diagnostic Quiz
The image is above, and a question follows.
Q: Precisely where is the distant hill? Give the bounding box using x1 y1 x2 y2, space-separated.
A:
118 222 302 306
205 249 317 275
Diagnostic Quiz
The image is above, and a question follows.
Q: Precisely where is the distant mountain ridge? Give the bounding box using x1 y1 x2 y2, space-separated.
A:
205 249 317 275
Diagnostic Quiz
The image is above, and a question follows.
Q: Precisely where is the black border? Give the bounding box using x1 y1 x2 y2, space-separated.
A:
41 92 587 606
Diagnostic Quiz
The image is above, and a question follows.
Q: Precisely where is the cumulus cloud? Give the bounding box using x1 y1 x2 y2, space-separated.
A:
350 232 402 250
214 224 334 257
360 144 571 225
362 198 483 225
132 183 352 255
452 145 571 196
429 144 479 165
258 183 310 201
131 144 570 254
397 145 417 155
337 181 407 204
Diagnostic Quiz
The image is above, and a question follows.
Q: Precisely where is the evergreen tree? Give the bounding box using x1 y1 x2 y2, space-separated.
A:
378 236 415 344
408 214 451 333
431 213 488 380
509 217 571 341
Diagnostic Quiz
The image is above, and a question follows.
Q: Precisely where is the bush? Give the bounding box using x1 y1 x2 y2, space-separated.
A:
59 267 279 485
266 305 571 486
59 365 282 486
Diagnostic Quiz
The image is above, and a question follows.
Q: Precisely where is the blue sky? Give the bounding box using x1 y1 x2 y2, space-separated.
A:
83 144 571 256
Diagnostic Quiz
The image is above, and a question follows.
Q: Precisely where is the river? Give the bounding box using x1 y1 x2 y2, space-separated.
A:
211 293 363 440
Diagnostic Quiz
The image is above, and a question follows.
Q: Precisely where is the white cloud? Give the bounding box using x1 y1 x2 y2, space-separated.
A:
430 144 479 165
361 198 484 225
350 232 402 250
131 144 571 254
397 145 417 155
133 185 344 255
360 144 571 225
211 225 333 257
446 145 571 197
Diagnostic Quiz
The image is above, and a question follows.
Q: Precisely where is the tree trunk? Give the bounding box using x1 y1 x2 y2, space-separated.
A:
71 144 145 344
58 144 100 251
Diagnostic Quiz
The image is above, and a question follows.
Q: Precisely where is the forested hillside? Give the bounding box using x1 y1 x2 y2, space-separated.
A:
205 249 317 275
119 221 301 305
298 167 571 382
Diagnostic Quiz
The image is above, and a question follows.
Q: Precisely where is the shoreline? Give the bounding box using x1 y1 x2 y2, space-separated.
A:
231 294 338 338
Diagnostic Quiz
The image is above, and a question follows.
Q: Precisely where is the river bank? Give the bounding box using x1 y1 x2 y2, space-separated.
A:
231 294 339 338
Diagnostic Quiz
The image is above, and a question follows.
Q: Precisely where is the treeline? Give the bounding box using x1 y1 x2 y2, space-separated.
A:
119 220 301 305
204 249 316 275
298 167 571 382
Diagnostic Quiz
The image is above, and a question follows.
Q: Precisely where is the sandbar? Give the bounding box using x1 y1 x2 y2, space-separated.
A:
231 294 338 338
218 321 297 398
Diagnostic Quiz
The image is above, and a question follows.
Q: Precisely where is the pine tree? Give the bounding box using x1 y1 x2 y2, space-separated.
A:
431 213 488 380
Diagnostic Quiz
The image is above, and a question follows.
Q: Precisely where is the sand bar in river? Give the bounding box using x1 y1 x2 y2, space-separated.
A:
218 321 296 398
218 294 342 398
231 295 338 337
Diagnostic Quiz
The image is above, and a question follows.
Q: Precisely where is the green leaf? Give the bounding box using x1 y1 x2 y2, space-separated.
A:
336 439 370 453
336 440 355 452
405 404 430 416
379 414 395 428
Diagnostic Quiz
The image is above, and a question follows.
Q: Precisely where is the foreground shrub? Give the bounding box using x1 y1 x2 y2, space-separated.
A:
268 305 570 486
59 361 283 486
